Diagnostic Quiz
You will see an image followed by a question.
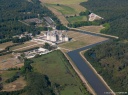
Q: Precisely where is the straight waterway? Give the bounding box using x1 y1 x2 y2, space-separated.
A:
67 40 113 95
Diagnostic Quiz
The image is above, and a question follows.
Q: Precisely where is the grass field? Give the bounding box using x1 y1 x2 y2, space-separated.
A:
46 4 76 15
41 0 87 25
78 25 104 33
31 50 90 95
10 41 43 51
59 31 108 51
67 16 87 23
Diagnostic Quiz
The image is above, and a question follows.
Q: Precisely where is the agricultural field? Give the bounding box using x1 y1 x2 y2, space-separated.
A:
0 71 26 92
0 42 14 51
46 4 76 15
41 0 87 25
78 25 104 33
10 41 43 51
0 53 23 70
31 50 90 95
59 31 108 52
67 16 87 23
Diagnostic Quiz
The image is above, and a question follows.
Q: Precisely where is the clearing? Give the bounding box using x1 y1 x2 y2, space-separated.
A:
67 16 87 23
78 25 104 33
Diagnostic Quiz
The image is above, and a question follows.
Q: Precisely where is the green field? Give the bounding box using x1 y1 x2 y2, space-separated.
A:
0 71 17 83
67 16 87 23
31 50 90 95
46 4 76 15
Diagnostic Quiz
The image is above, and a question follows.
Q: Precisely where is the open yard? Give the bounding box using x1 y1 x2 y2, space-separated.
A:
78 25 104 33
59 31 108 52
41 0 87 25
31 50 90 95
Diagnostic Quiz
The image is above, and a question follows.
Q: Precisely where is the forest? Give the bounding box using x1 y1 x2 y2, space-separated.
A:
81 0 128 39
81 0 128 92
0 0 63 42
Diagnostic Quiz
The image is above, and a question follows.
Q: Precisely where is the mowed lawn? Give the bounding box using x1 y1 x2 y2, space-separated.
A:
32 50 89 95
67 16 87 23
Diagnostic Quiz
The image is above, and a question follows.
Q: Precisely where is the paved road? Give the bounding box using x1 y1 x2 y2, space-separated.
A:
67 40 113 95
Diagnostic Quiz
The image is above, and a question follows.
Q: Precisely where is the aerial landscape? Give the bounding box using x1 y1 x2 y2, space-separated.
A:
0 0 128 95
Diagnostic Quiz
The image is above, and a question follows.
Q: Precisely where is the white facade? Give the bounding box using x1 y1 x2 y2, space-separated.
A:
46 30 69 42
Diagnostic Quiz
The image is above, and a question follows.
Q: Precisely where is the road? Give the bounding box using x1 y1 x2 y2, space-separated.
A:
67 40 114 95
69 27 119 39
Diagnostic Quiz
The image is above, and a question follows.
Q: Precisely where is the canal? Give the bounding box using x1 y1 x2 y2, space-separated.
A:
67 40 113 95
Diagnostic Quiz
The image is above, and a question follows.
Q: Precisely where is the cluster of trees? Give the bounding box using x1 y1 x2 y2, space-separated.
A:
20 59 54 95
0 77 2 90
26 72 55 95
21 59 33 74
43 43 56 51
12 36 32 43
5 72 20 83
0 89 26 95
56 24 68 30
79 10 91 16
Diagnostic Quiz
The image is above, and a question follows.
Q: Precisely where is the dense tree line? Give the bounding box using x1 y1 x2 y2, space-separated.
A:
84 41 128 92
79 10 91 16
12 36 32 43
0 0 63 42
0 89 26 95
81 0 128 39
5 72 20 83
81 0 128 93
